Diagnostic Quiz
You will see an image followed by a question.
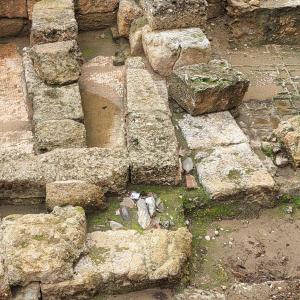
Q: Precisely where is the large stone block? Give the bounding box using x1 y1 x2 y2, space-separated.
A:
76 0 119 14
1 206 86 285
0 0 27 18
29 40 82 85
142 26 211 76
141 0 207 30
129 17 147 55
0 18 26 38
196 143 276 205
41 228 192 299
274 116 300 168
168 60 249 116
30 0 78 45
46 180 105 211
178 112 248 150
118 0 143 37
34 119 86 152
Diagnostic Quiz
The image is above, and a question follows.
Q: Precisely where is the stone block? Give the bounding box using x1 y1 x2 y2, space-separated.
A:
27 0 41 20
274 116 300 168
34 119 86 152
46 180 105 210
207 0 226 19
76 0 119 14
129 17 147 55
142 26 211 76
118 0 143 37
1 206 86 285
178 112 248 150
0 0 27 18
168 60 249 116
30 0 77 45
13 283 41 300
141 0 207 30
196 143 276 205
41 228 192 299
29 40 82 85
0 18 25 38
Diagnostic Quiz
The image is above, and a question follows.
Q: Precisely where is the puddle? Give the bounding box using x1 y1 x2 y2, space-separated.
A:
81 90 123 148
0 204 47 219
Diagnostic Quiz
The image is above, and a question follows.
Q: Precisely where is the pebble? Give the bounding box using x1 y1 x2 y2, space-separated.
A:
131 191 140 200
137 199 151 229
182 157 194 173
185 174 198 190
145 196 156 217
275 153 289 167
214 230 219 236
109 221 124 230
205 235 211 241
120 206 131 221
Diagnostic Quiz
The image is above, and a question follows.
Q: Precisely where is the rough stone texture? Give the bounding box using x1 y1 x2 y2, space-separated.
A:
79 56 126 149
196 143 276 205
142 26 211 76
1 206 86 286
0 18 27 38
126 58 179 185
29 40 82 85
13 282 41 300
228 1 300 45
168 60 249 116
0 257 11 300
34 119 86 153
0 0 26 18
46 180 105 210
175 288 225 300
41 228 192 299
75 0 119 30
118 0 143 37
207 0 226 19
27 0 41 20
178 112 248 150
141 0 207 30
274 116 300 168
129 17 147 55
30 0 78 45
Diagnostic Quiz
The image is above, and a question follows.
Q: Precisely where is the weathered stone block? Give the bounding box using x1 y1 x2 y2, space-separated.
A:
168 60 249 116
0 18 26 38
76 0 119 14
46 180 105 210
1 206 86 285
141 0 207 30
118 0 143 37
129 17 147 55
34 119 86 152
178 112 248 150
27 0 41 20
0 257 11 300
0 0 27 18
30 0 78 45
41 228 192 299
196 143 276 205
30 40 82 85
142 26 211 76
274 116 300 168
207 0 226 19
13 283 41 300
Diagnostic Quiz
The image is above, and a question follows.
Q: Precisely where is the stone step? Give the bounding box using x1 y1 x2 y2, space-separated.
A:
178 112 276 206
126 58 179 185
30 0 78 45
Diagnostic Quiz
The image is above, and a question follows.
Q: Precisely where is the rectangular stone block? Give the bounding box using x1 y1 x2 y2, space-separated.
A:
0 0 27 18
30 0 78 45
142 26 211 76
196 143 276 205
141 0 207 30
168 60 249 116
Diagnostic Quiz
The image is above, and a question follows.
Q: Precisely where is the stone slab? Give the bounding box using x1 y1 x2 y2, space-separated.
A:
196 143 276 205
178 112 249 150
142 26 211 76
30 0 78 45
141 0 207 30
0 18 26 38
0 0 27 18
168 60 249 116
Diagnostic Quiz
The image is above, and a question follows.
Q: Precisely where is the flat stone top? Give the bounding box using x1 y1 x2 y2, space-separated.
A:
261 0 300 8
30 40 77 54
76 0 119 14
178 112 248 150
34 0 74 10
172 60 248 93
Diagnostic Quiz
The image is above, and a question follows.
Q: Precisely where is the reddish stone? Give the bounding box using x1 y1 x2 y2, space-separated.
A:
0 0 27 18
186 175 198 190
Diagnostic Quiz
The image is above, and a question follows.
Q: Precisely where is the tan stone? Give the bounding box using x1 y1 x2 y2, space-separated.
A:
129 17 147 55
27 0 41 20
76 0 119 14
185 175 198 190
0 0 27 18
0 18 25 37
46 180 105 210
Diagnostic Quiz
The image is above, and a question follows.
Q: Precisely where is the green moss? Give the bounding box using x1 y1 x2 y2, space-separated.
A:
261 145 275 159
32 234 46 241
89 246 108 264
227 169 242 180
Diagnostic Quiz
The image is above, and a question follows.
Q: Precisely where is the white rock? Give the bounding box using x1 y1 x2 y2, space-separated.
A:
145 196 156 217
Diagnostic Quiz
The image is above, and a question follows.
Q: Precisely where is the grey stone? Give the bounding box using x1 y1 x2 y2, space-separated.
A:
109 221 124 230
1 206 86 285
168 60 249 116
137 198 151 229
182 157 194 173
120 206 131 221
175 287 225 299
30 0 78 45
145 196 156 217
196 143 276 205
142 26 211 76
178 112 248 150
46 180 105 211
29 40 82 85
34 120 86 153
275 153 289 167
141 0 207 30
13 282 41 300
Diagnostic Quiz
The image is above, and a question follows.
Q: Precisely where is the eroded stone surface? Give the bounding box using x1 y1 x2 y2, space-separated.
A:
0 0 27 18
175 288 225 300
46 180 105 210
41 228 192 299
1 206 86 286
0 256 11 299
13 282 41 300
29 40 82 85
168 60 249 116
30 0 78 45
34 119 86 152
196 143 275 205
129 17 147 55
141 0 207 30
142 26 211 76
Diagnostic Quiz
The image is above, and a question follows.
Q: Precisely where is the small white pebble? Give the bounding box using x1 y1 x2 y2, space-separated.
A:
214 230 219 236
205 235 211 241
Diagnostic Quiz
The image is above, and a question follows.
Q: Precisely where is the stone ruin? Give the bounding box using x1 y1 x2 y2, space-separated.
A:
0 0 300 299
